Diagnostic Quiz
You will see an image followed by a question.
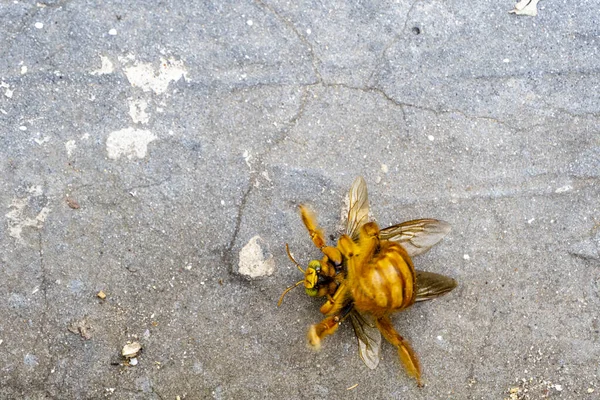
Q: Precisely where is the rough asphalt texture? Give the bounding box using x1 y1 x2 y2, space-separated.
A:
1 1 599 399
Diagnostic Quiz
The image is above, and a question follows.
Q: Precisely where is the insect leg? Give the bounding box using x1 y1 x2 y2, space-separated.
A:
376 315 423 387
299 205 326 249
308 282 351 349
319 276 348 315
354 222 380 266
307 315 340 350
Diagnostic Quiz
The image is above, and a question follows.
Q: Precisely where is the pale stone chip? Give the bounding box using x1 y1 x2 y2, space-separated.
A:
509 0 541 16
122 342 142 358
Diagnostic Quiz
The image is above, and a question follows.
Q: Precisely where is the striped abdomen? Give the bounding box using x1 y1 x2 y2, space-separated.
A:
350 241 416 316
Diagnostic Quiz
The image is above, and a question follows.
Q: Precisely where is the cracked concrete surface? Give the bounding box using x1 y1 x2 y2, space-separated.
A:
1 0 599 399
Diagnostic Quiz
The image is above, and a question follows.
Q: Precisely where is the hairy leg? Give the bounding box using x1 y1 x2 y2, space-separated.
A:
376 315 422 387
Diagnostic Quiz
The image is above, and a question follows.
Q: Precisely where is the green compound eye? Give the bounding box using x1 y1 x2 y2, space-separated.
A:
307 260 321 272
305 287 318 297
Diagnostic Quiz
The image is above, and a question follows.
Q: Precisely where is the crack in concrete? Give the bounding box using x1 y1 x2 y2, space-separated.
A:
254 0 323 83
262 85 311 157
225 80 599 135
367 0 421 87
222 86 310 274
552 107 600 121
224 79 525 131
217 81 599 208
569 251 600 263
322 82 519 131
223 182 253 274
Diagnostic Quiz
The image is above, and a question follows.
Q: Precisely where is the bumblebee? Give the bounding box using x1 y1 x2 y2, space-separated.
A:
279 177 456 385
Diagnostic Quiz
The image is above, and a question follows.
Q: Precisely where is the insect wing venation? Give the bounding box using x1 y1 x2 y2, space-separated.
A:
345 176 370 241
380 219 451 257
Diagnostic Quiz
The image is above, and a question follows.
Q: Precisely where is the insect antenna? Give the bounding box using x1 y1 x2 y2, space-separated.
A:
277 244 305 307
277 280 303 307
285 243 305 273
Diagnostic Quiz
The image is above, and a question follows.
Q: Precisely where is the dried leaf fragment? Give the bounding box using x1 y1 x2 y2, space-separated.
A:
66 197 80 209
509 0 541 16
68 318 93 340
122 342 142 358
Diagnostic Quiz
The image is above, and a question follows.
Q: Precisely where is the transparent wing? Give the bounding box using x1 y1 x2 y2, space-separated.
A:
379 219 451 257
349 309 381 369
345 176 370 241
415 270 457 302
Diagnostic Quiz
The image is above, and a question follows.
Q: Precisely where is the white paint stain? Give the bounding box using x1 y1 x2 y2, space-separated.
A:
243 150 252 168
34 22 44 29
106 128 156 160
65 140 76 157
90 56 114 75
555 185 572 193
21 65 28 74
123 57 187 94
1 81 13 98
238 236 275 278
6 187 51 243
128 98 150 124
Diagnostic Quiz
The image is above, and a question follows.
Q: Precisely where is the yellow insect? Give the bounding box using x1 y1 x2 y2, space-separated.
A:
279 177 457 385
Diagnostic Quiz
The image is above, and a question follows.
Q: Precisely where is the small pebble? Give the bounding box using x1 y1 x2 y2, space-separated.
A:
66 198 80 209
122 342 142 358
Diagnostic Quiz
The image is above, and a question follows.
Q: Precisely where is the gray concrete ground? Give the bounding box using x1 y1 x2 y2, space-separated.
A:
1 0 599 399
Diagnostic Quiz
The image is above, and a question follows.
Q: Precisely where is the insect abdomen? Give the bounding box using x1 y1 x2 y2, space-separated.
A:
351 242 416 315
